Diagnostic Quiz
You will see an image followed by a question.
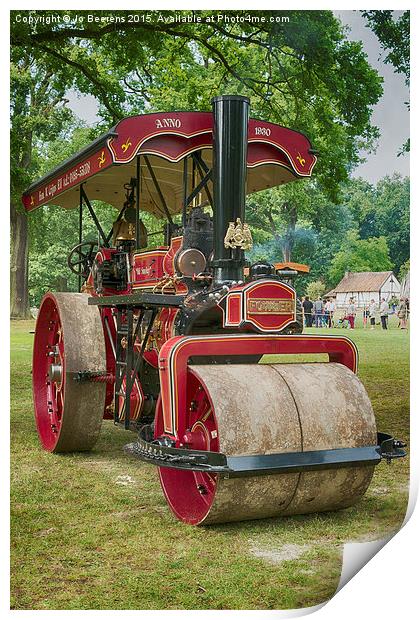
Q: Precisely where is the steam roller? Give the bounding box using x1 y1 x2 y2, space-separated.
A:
25 94 406 526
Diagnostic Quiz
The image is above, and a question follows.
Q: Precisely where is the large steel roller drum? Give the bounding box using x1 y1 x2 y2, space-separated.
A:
157 363 377 525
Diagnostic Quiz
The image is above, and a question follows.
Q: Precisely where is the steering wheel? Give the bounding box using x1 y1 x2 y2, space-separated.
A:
67 241 99 279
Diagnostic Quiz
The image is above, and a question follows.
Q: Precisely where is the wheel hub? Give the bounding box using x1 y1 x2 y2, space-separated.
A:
47 363 63 384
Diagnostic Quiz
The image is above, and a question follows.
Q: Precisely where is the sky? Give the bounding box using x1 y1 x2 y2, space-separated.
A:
67 10 410 185
334 10 409 183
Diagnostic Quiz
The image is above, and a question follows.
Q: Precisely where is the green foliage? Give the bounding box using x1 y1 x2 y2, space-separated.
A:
11 11 402 308
336 175 409 274
374 175 410 273
399 258 410 281
306 280 325 300
363 10 410 153
328 231 393 286
246 180 346 263
363 11 409 84
10 48 74 204
11 10 383 193
245 173 408 295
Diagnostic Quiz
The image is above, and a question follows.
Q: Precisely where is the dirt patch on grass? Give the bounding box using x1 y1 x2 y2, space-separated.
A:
115 474 136 486
249 542 310 565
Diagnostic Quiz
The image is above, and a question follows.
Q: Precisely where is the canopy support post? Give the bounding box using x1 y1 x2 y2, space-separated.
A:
192 152 213 208
182 154 212 222
106 205 125 246
192 157 196 207
135 156 141 250
185 169 212 207
182 157 188 228
80 185 109 248
78 187 83 290
143 155 173 230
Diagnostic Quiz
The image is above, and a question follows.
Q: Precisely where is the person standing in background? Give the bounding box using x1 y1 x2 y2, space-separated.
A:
362 305 369 328
369 299 377 329
398 298 409 329
380 297 389 330
314 297 323 328
390 296 398 314
329 297 336 327
346 297 356 329
324 298 335 328
302 296 314 328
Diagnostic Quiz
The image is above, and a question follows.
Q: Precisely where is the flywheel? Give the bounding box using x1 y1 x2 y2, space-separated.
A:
32 292 106 452
155 363 377 525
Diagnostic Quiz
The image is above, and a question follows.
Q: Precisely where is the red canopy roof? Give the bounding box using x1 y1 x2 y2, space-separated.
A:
22 111 316 217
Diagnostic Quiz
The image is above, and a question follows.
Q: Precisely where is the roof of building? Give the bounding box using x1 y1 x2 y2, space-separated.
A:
324 289 337 298
329 271 397 294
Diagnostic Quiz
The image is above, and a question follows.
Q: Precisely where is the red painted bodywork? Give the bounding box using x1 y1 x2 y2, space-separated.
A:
22 112 316 212
131 248 167 290
219 279 296 332
158 333 358 437
23 145 113 212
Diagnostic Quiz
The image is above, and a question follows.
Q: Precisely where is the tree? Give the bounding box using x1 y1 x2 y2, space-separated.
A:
328 231 393 286
339 178 376 239
246 178 352 263
11 10 383 315
399 258 410 281
306 280 326 300
363 10 410 153
374 175 409 274
336 175 409 273
10 48 73 317
363 11 409 84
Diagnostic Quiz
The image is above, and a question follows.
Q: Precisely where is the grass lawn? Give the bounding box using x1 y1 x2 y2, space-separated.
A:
10 317 409 610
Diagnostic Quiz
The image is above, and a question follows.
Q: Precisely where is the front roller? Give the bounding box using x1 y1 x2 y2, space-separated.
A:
32 292 106 453
152 363 378 525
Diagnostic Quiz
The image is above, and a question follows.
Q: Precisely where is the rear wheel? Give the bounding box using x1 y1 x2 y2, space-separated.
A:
32 292 106 453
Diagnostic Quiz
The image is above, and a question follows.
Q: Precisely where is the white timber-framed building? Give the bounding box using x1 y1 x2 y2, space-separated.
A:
324 271 401 308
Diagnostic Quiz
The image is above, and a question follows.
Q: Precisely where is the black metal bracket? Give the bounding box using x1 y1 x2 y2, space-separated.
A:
88 293 185 308
112 306 159 429
73 371 109 383
377 432 407 463
124 432 406 477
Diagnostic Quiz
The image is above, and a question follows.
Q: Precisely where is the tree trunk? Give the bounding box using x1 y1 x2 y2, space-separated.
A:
10 201 30 318
281 202 297 262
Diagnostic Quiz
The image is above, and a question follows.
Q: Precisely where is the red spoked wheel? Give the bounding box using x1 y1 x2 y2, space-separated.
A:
33 292 107 453
155 368 219 525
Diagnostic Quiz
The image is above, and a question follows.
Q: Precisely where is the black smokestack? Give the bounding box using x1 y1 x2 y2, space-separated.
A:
212 95 249 284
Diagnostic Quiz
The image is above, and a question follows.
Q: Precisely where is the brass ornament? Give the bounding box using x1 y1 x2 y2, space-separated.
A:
98 150 106 168
247 298 295 315
121 137 132 153
296 152 306 167
224 218 253 251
